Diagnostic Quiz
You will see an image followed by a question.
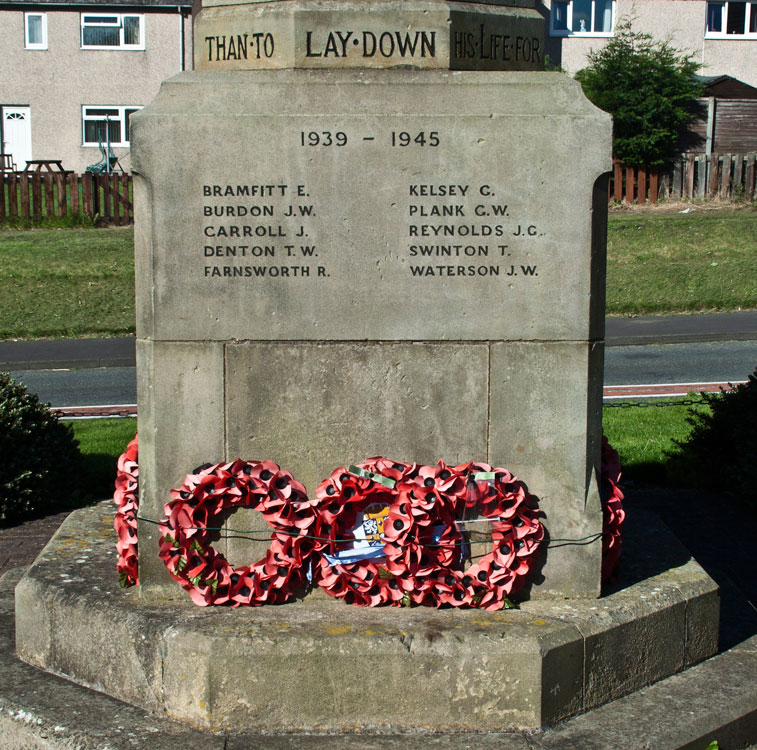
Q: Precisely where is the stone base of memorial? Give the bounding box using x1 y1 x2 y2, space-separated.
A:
131 69 609 601
14 502 718 731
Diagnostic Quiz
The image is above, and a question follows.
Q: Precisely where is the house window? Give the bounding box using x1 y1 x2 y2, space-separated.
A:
82 106 141 147
706 1 757 35
80 13 144 49
24 13 47 49
550 0 615 35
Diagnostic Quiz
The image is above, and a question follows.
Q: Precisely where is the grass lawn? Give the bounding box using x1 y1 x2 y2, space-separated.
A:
0 228 134 339
606 207 757 315
0 207 755 339
72 417 137 501
602 397 709 485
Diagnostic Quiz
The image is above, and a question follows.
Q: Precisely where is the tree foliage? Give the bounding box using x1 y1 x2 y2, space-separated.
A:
575 19 704 167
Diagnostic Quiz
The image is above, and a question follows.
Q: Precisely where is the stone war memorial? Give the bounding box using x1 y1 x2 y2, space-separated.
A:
14 0 720 736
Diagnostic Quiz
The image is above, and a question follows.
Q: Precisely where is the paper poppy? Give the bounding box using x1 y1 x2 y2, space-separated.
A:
113 434 139 587
396 461 545 610
311 464 408 606
158 459 316 606
600 436 625 582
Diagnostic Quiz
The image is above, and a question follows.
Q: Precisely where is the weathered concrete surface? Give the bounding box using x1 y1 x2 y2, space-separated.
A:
3 560 755 749
131 70 610 598
15 503 719 733
225 342 489 497
194 0 545 72
489 340 604 598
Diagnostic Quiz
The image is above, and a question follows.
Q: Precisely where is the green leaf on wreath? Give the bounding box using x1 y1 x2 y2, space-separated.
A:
119 572 129 588
471 590 485 605
176 557 187 572
377 566 395 579
400 592 412 607
209 579 218 593
502 596 517 609
188 574 202 586
191 539 202 552
163 533 175 545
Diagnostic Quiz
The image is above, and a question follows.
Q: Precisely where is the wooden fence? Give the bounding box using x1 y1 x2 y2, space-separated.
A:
610 153 757 204
0 172 133 225
3 155 755 221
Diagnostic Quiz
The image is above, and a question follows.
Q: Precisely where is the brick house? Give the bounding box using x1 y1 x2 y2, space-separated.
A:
0 0 192 173
544 0 757 87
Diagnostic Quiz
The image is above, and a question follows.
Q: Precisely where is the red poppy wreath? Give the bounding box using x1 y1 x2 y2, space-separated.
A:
600 436 625 582
310 461 408 606
385 461 545 610
311 457 545 610
158 459 317 606
113 433 139 587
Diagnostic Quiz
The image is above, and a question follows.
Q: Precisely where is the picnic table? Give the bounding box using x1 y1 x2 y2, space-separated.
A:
23 159 72 175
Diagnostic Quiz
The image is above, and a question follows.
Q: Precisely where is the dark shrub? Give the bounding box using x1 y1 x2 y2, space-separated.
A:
0 372 82 525
672 369 756 507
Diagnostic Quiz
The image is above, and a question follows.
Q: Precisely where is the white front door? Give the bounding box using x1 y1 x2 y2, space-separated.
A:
3 107 32 169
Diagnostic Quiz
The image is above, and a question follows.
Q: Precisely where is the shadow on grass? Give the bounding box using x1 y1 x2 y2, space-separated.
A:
80 451 118 504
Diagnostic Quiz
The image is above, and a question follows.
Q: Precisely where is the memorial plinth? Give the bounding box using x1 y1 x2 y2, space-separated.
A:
15 503 719 731
132 67 609 599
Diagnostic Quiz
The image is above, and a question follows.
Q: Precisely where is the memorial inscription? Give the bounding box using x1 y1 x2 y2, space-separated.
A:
194 124 543 290
199 175 541 282
193 0 545 71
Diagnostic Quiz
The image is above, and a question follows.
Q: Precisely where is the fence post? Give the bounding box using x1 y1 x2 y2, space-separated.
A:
8 173 18 218
696 156 706 199
68 173 79 216
746 153 756 198
625 166 635 203
671 158 682 199
649 169 658 204
708 154 719 199
684 154 695 199
733 154 744 197
612 160 622 201
44 173 54 218
637 167 647 204
719 154 732 199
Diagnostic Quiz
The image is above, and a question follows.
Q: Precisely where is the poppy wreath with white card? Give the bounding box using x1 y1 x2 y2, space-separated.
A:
386 461 545 610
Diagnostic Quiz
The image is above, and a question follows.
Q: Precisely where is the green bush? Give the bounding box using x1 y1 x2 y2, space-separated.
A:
671 369 757 506
575 18 703 167
0 372 83 525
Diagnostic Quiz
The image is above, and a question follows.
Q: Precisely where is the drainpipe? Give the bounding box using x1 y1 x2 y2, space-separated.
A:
178 7 186 71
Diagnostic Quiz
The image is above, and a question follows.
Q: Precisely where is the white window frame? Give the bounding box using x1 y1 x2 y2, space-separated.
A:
80 13 144 50
705 0 757 37
550 0 615 36
81 106 142 148
24 12 48 50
